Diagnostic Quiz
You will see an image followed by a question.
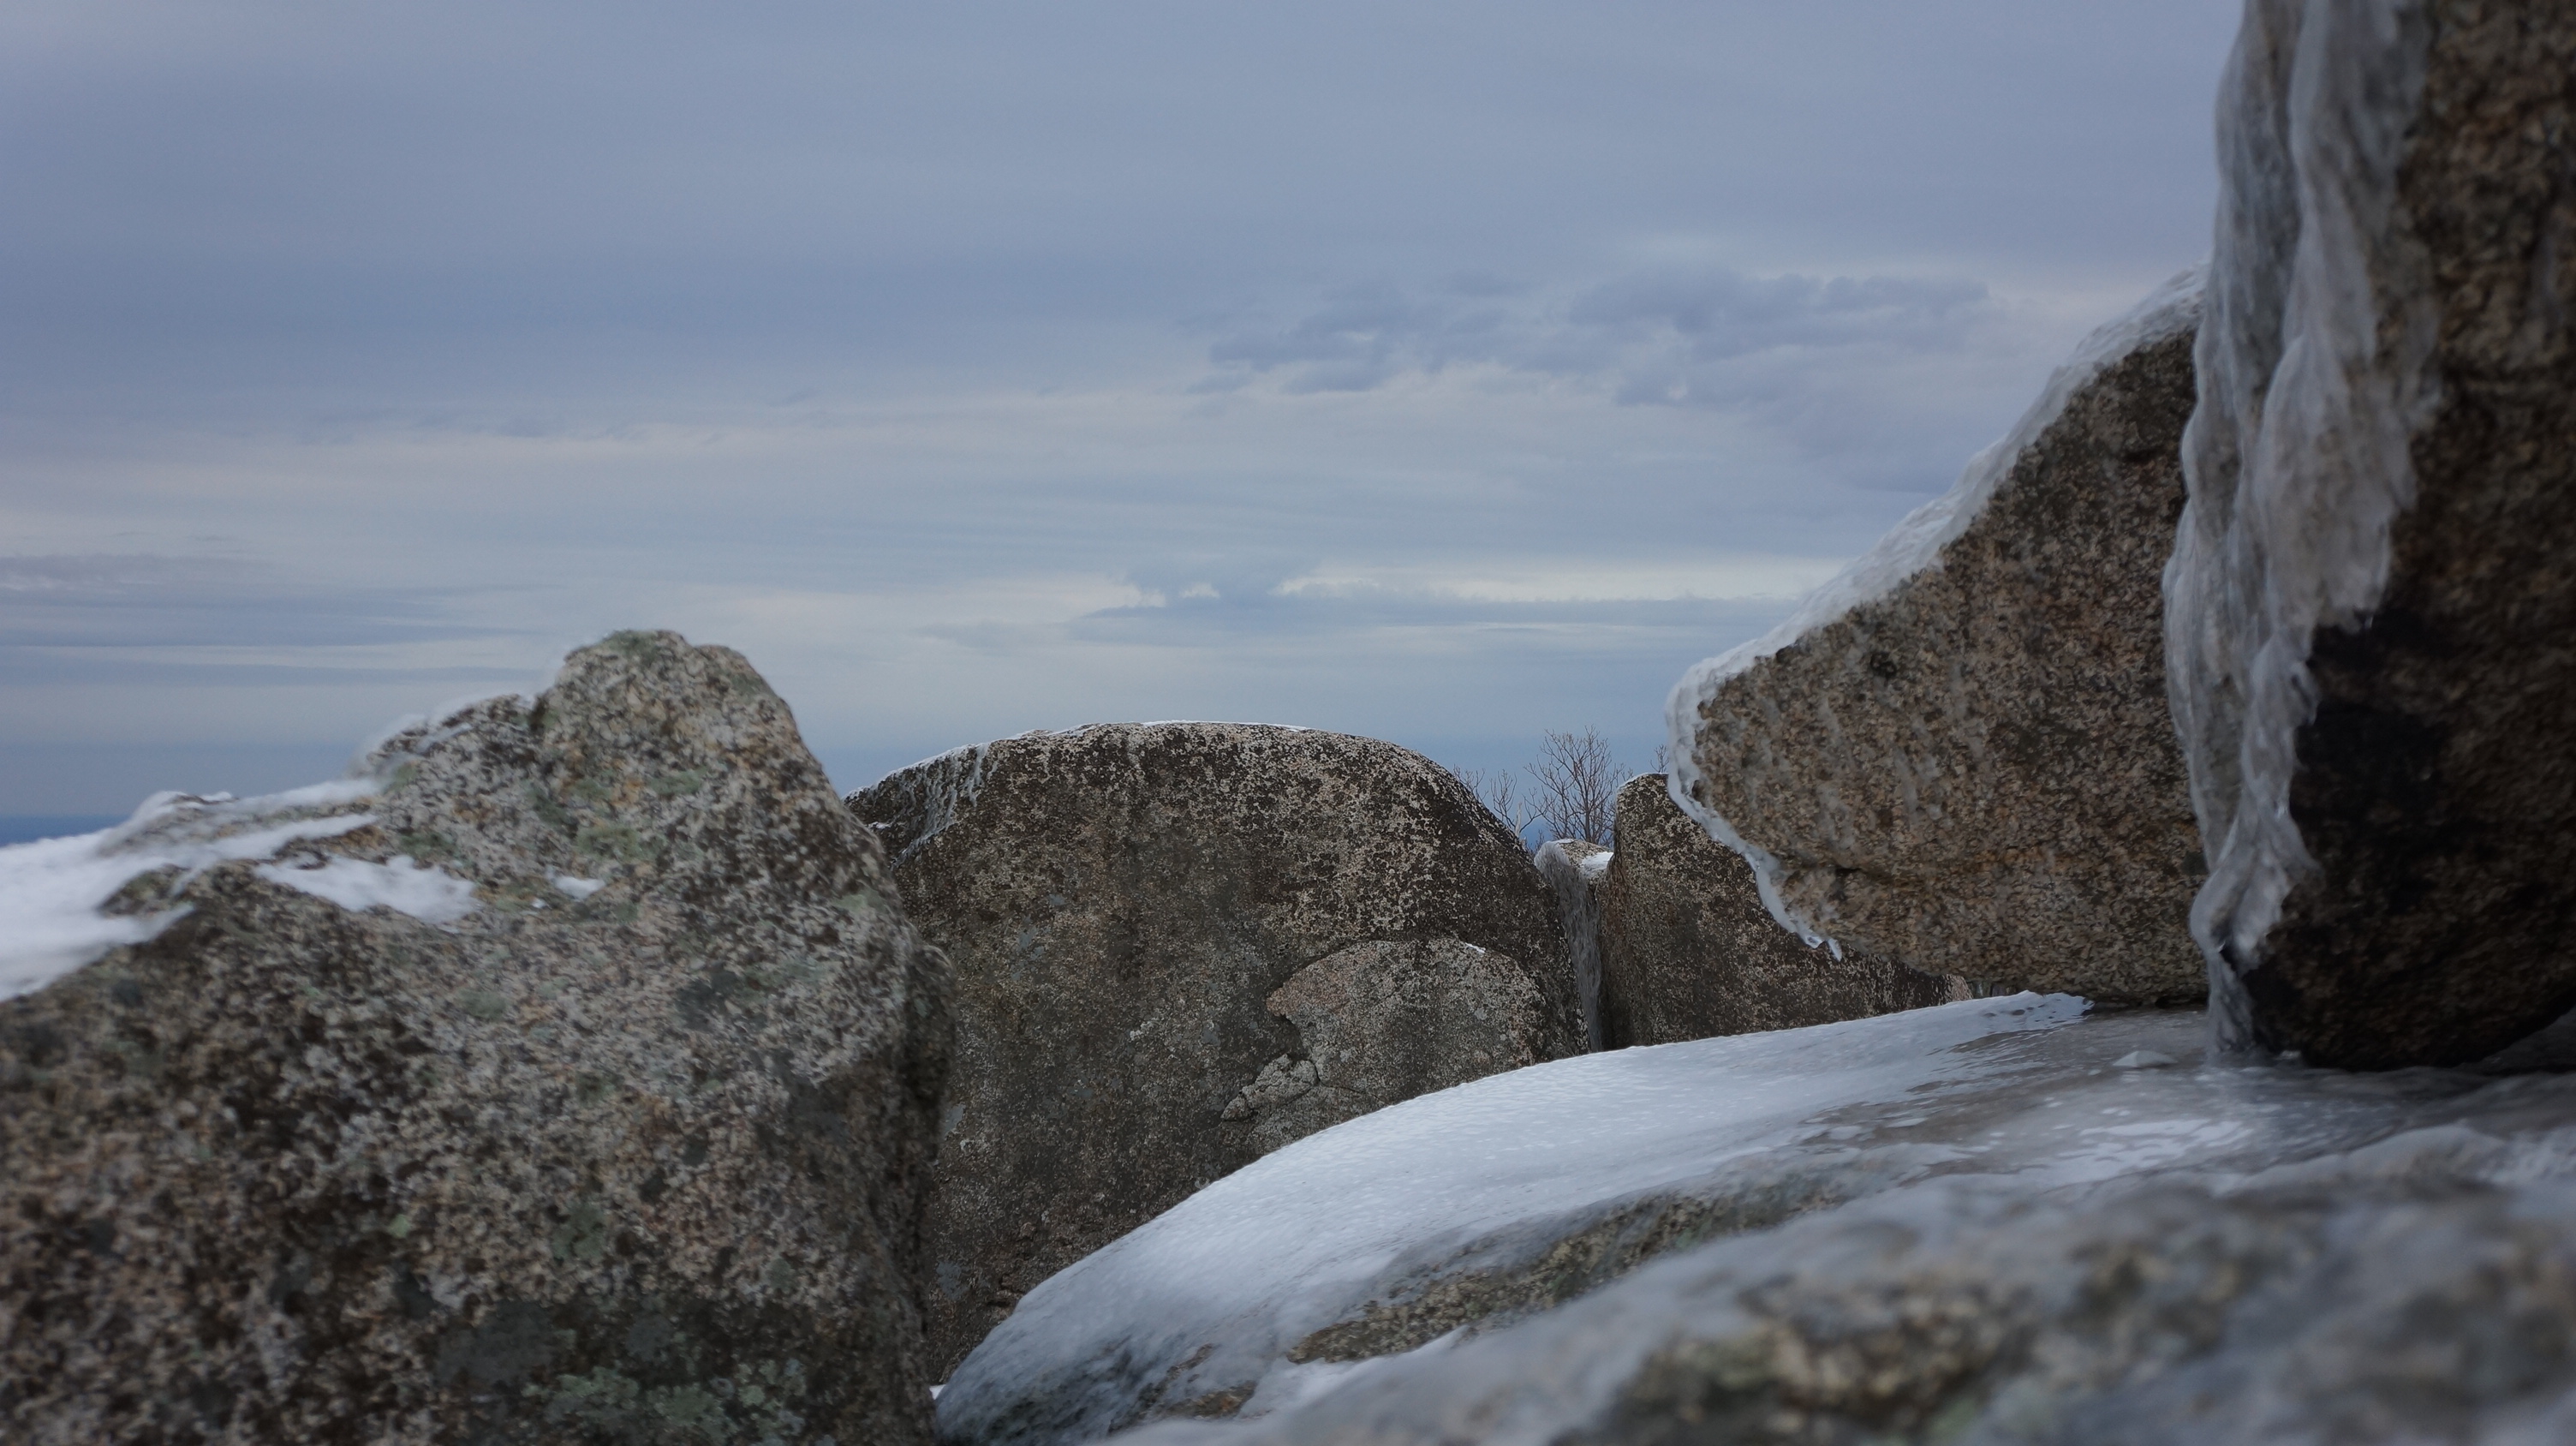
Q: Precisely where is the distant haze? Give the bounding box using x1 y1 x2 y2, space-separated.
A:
1 2 2242 813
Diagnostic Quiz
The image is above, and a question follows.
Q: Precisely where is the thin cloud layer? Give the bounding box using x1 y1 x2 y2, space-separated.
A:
1203 266 1999 402
0 2 2244 811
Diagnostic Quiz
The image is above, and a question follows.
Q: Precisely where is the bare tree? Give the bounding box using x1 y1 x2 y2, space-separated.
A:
1458 767 1538 841
1526 726 1622 845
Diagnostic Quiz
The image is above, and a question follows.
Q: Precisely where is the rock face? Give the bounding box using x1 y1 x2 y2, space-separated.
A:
937 998 2576 1446
1531 839 1607 1051
847 724 1573 1377
2167 3 2576 1066
0 632 953 1446
1598 774 1959 1046
1668 273 2207 1004
1226 938 1558 1156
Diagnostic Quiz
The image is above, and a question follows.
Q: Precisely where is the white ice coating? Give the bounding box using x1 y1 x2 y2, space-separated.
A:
253 854 481 924
1665 268 2208 946
943 995 2576 1445
1575 850 1612 883
550 874 608 900
2164 0 2436 1051
0 780 381 1001
867 739 1001 863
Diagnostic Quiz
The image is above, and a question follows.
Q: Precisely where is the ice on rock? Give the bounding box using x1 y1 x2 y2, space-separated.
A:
2164 0 2438 1055
253 853 480 923
1666 269 2204 947
0 780 380 1001
941 995 2576 1445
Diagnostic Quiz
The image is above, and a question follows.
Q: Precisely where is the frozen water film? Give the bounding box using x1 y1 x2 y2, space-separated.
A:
938 994 2576 1444
2163 0 2436 1051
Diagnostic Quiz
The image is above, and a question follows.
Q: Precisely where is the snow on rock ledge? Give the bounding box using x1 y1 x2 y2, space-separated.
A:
2168 0 2576 1067
1667 271 2207 1005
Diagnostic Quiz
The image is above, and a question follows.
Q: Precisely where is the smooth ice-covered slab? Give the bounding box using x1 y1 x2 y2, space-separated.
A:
942 994 2576 1444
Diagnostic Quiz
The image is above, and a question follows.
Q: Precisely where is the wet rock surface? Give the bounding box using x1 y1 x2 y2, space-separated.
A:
1670 278 2206 1005
848 723 1573 1376
2168 0 2576 1067
1598 774 1959 1047
1 631 953 1446
936 998 2576 1446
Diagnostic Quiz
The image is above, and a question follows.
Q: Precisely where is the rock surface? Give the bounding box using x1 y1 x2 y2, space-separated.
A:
1227 938 1558 1156
0 631 953 1446
1597 774 1959 1047
1668 273 2207 1004
936 997 2576 1446
2167 1 2576 1066
848 724 1574 1376
1531 839 1607 1051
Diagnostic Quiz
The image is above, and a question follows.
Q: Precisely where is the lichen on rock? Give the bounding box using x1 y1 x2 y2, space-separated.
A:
849 721 1572 1377
1 630 953 1446
1669 272 2207 1005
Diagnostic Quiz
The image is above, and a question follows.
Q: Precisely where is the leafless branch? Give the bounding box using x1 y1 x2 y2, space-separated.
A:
1458 766 1540 842
1526 726 1622 845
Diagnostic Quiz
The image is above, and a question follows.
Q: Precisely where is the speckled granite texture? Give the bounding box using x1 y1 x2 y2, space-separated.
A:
1599 775 1959 1047
2170 0 2576 1067
1676 299 2204 1004
849 723 1571 1376
2 631 953 1445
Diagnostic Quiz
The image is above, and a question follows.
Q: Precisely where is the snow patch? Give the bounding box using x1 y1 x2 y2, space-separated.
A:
550 874 607 900
0 781 382 1001
254 854 480 924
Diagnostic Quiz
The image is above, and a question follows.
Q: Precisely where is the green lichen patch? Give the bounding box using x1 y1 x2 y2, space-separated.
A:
459 989 513 1022
550 1198 611 1264
651 771 707 798
397 829 458 862
578 821 663 863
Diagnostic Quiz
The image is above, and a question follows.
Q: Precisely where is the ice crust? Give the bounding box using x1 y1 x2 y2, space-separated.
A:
2164 0 2436 1052
1663 269 2206 947
938 992 2576 1443
0 780 390 1001
253 854 480 924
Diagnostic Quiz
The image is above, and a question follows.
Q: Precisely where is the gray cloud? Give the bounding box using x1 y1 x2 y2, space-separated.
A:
0 555 522 651
1200 265 2001 405
0 3 2245 811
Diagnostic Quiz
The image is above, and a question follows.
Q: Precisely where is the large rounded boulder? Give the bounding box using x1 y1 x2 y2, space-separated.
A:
848 723 1573 1375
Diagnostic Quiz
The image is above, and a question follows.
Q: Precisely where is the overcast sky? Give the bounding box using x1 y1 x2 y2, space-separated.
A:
1 1 2244 816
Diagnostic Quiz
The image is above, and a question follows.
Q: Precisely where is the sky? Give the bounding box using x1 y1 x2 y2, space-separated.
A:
1 1 2245 818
